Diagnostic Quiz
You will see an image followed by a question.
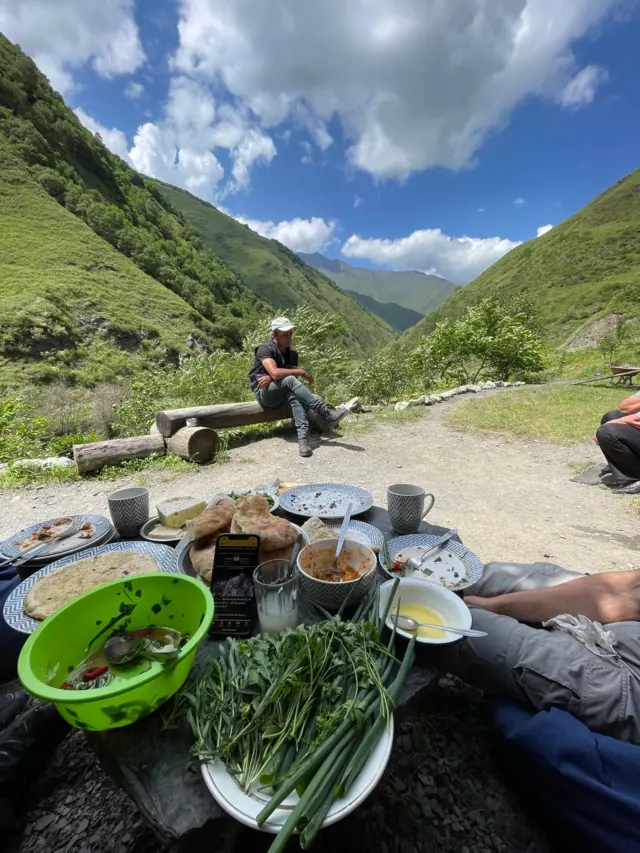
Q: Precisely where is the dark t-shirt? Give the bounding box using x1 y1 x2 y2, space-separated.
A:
248 340 299 391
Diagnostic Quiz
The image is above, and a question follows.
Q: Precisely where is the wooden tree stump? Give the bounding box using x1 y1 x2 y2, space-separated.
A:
74 434 166 474
166 427 220 464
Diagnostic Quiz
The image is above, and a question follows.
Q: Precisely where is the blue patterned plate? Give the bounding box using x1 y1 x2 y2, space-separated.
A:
378 534 483 591
325 520 384 553
279 484 373 519
0 514 113 563
3 541 181 634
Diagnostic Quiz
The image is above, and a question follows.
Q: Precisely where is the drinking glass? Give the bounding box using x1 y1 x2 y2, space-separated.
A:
253 560 298 634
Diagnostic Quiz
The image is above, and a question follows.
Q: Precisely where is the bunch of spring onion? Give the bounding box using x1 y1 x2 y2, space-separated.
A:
180 579 415 851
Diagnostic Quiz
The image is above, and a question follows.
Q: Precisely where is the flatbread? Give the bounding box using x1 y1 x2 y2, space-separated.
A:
24 552 160 621
302 517 339 544
190 537 217 584
232 495 297 552
186 498 235 542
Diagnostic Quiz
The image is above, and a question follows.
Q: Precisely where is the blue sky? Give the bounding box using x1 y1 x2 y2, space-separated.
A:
1 0 639 284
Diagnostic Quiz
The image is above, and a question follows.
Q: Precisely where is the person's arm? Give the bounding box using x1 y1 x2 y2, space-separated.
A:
466 570 640 624
261 357 312 383
619 395 640 416
604 412 640 430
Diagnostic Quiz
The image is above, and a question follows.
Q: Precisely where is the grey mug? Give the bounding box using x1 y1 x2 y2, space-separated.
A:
387 484 436 534
107 487 150 538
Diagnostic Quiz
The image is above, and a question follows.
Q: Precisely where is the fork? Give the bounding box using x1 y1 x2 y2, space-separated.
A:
0 517 85 569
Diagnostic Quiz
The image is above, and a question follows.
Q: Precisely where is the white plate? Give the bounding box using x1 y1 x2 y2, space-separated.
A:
325 520 384 553
3 541 181 634
0 514 113 563
279 484 373 519
201 717 393 833
139 517 185 543
379 534 483 591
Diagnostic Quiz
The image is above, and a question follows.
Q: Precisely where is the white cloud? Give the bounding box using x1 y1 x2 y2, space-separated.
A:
342 228 521 284
537 224 554 237
354 195 363 209
478 207 485 213
129 122 224 195
237 216 337 254
0 0 145 94
514 197 526 206
125 81 144 99
172 0 620 180
74 107 132 163
558 65 608 109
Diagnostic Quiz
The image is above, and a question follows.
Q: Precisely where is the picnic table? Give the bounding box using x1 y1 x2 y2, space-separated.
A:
89 505 448 844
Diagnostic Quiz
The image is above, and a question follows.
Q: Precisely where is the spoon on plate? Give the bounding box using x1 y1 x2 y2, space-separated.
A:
393 613 487 638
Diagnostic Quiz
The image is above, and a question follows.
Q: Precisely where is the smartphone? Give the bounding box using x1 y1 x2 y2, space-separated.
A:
208 534 260 638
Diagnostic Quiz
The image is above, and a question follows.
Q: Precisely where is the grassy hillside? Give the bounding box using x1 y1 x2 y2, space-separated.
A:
401 169 640 349
0 34 266 371
299 252 459 316
155 183 394 356
343 289 423 331
0 137 212 387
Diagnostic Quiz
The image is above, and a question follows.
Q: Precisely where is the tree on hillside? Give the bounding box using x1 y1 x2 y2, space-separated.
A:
416 298 546 386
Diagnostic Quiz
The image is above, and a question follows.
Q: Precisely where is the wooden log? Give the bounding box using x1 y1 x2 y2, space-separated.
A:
149 422 161 436
156 402 292 438
166 427 220 463
74 434 166 474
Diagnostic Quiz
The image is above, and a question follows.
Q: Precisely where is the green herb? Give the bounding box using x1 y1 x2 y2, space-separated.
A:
178 599 415 852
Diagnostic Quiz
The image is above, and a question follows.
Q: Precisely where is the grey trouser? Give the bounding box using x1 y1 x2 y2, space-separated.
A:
255 375 322 436
433 562 640 743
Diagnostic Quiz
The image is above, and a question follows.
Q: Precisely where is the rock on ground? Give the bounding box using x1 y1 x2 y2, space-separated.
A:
6 680 550 853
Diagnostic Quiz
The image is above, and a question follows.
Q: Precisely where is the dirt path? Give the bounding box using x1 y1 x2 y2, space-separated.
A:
2 389 638 574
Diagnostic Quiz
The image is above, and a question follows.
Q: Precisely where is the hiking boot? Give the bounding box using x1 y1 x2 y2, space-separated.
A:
612 480 640 495
298 435 313 457
316 403 348 427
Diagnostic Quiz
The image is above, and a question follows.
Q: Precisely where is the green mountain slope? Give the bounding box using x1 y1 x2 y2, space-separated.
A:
342 289 423 331
298 252 459 316
0 34 265 370
0 137 214 387
401 169 640 349
154 183 394 356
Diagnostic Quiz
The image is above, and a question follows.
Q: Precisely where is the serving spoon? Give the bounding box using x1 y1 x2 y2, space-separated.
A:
393 613 487 638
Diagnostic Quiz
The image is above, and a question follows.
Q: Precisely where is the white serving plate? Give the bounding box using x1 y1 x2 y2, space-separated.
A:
201 717 393 832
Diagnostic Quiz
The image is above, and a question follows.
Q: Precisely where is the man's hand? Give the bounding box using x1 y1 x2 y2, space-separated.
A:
257 374 272 390
301 370 314 386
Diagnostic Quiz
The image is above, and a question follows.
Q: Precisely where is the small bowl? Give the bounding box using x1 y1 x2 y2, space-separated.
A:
379 577 471 645
18 573 213 730
297 538 377 611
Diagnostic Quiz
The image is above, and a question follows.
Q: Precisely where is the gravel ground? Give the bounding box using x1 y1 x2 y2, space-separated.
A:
5 678 552 853
1 387 638 574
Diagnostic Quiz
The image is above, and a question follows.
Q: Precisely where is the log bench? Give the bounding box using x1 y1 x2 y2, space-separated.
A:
73 402 292 474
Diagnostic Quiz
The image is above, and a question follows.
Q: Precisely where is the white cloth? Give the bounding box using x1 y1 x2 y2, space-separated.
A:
543 613 619 658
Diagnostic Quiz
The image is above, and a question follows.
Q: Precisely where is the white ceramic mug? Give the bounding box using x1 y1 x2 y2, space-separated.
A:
387 484 436 534
107 487 150 538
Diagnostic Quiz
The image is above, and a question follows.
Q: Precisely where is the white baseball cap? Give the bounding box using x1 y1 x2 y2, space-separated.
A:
271 316 294 332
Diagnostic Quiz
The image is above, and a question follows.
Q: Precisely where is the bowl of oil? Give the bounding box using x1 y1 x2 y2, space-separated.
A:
378 577 472 645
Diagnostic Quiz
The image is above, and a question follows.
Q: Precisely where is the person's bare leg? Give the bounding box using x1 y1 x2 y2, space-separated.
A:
466 569 640 624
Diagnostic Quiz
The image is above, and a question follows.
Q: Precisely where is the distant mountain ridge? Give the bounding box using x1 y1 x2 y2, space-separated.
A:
299 252 459 317
342 289 424 331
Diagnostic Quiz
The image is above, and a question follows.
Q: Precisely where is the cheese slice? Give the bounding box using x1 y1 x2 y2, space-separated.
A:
157 496 207 529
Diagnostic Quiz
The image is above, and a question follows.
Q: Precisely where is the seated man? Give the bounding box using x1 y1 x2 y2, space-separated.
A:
434 562 640 743
248 317 347 457
596 389 640 494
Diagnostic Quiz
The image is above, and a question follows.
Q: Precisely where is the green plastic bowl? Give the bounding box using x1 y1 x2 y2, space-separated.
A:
18 573 213 731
